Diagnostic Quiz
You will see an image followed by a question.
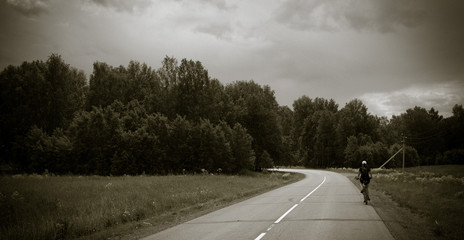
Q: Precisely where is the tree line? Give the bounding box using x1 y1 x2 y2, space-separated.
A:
1 54 463 175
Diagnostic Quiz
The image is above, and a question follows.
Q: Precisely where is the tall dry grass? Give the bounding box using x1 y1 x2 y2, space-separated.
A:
372 165 464 240
0 172 302 240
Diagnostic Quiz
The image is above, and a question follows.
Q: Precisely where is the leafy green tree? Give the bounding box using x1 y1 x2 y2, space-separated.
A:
258 150 274 170
336 99 377 138
106 100 154 175
344 135 360 167
167 115 194 173
21 126 72 173
191 119 216 172
203 79 231 123
6 54 464 175
228 123 255 172
443 104 464 151
87 61 161 113
195 120 233 173
0 54 86 168
68 104 123 175
173 59 229 122
1 61 46 166
45 54 88 131
175 59 209 120
294 97 338 168
300 114 317 167
118 100 148 132
442 149 464 165
277 106 297 166
375 116 398 146
277 106 294 137
313 110 337 168
293 96 338 167
156 56 179 118
387 143 420 168
292 96 314 142
225 81 282 168
335 99 377 164
144 113 171 174
87 62 127 108
395 106 444 165
344 134 389 168
125 61 161 111
0 54 87 133
293 97 337 144
111 125 158 175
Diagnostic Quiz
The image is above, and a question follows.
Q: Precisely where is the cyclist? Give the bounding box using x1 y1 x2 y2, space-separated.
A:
356 160 372 204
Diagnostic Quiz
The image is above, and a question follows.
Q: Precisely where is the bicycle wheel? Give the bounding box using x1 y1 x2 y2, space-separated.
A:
363 184 368 204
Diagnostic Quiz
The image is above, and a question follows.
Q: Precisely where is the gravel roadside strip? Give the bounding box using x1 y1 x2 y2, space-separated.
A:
341 173 438 240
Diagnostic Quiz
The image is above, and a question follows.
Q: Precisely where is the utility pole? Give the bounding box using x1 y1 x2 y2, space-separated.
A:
402 134 406 172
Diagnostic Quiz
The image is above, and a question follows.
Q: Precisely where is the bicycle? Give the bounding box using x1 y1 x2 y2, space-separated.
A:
355 176 370 205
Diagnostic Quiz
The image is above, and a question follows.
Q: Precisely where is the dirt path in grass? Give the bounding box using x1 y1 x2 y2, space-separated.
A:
342 173 439 240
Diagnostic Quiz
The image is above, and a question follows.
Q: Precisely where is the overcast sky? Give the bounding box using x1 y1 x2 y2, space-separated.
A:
1 0 463 118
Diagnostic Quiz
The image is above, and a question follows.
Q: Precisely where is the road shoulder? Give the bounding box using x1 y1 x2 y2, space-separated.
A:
341 173 438 240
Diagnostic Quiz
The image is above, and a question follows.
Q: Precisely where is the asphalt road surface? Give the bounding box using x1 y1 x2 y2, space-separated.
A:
142 169 394 240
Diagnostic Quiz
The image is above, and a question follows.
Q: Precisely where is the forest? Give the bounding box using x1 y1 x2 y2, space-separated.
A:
1 54 463 175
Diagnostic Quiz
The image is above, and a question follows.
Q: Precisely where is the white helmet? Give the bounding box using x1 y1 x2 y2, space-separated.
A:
362 161 367 165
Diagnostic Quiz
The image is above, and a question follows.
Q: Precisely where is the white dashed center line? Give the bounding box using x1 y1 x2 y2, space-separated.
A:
254 176 326 240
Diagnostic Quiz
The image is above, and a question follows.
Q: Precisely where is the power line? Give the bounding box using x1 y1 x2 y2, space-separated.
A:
406 133 446 144
404 127 447 144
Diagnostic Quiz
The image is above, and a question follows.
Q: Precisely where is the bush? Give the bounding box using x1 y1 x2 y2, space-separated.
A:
386 144 420 168
258 151 274 170
442 149 464 165
20 126 72 174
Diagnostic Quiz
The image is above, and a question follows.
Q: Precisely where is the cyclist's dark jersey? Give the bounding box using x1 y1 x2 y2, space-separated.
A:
359 166 371 184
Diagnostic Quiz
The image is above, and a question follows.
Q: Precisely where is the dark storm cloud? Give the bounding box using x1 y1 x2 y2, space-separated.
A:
198 0 235 11
274 0 464 74
274 0 426 32
271 0 464 115
416 0 464 80
195 22 233 39
3 0 50 16
87 0 152 13
1 0 462 118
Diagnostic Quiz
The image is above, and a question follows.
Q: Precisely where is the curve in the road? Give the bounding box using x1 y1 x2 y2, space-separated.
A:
142 169 394 240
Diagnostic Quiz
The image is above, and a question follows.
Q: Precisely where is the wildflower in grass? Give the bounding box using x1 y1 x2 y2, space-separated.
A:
429 175 464 185
121 210 131 222
11 191 23 200
419 172 435 178
415 177 427 185
56 198 63 208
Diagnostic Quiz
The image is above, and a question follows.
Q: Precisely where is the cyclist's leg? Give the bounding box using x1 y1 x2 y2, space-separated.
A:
362 184 368 203
365 183 370 201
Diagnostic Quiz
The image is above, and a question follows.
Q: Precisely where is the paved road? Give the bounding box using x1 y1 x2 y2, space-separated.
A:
142 169 394 240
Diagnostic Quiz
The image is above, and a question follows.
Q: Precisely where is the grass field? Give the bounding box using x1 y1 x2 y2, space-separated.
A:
371 165 464 240
0 171 303 240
